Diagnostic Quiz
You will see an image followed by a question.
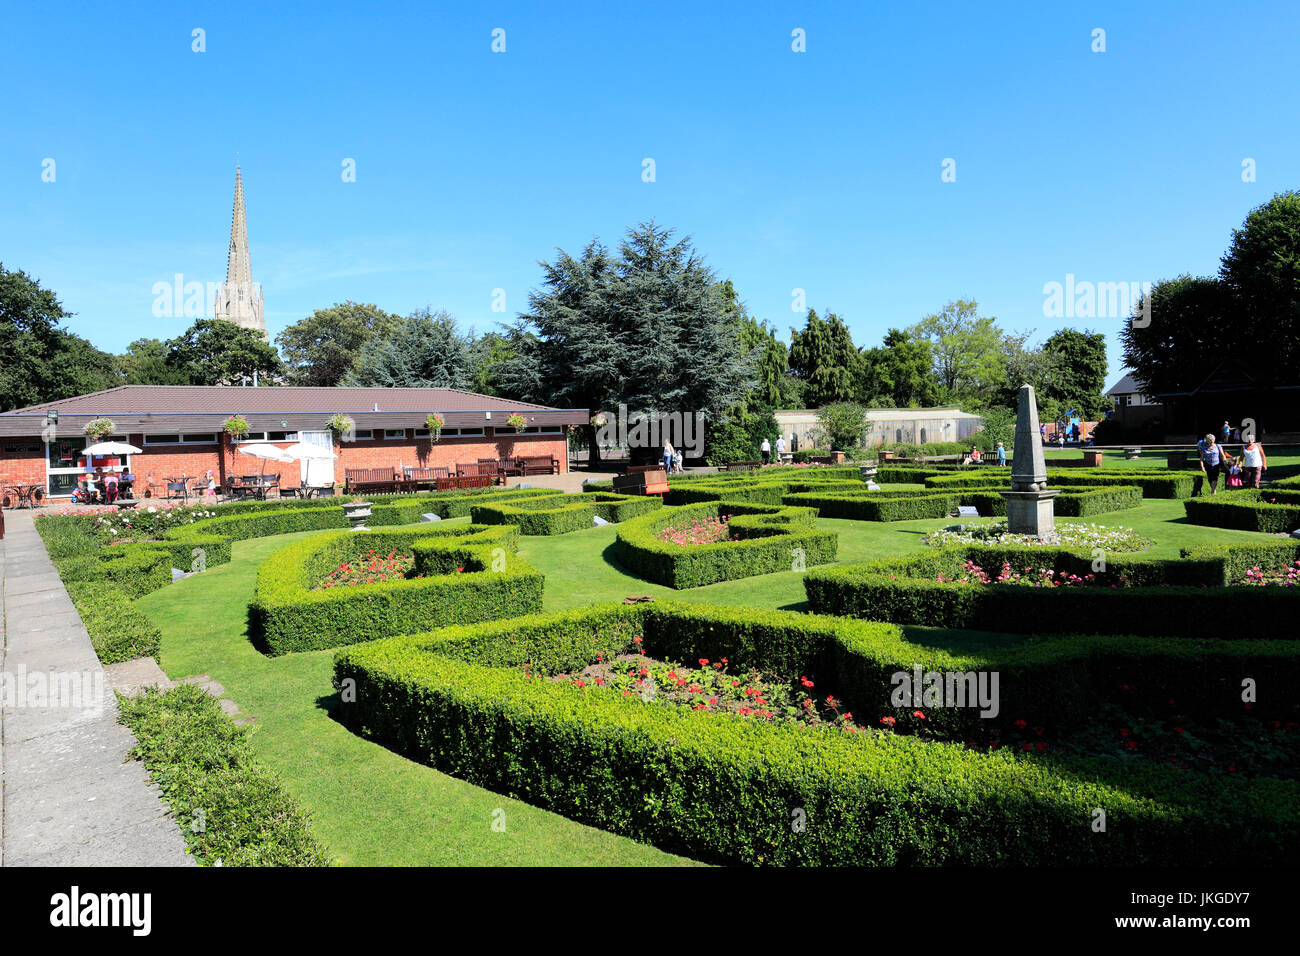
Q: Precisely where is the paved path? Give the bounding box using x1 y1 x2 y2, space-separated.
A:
0 508 192 867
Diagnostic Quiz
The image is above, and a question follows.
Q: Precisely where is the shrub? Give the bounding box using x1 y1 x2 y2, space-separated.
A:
333 602 1299 866
471 492 660 534
251 524 543 654
117 684 331 866
613 501 837 588
65 583 163 663
803 543 1300 639
1184 489 1300 534
56 545 173 598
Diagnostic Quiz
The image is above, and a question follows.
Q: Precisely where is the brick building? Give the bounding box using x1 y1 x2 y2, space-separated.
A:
0 385 585 499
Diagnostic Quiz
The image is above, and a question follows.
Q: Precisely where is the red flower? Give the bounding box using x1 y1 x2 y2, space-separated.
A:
699 658 709 667
912 710 925 719
1013 719 1027 729
880 716 896 726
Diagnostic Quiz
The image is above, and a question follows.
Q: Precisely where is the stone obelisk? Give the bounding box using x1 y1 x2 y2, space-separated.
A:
1000 384 1059 540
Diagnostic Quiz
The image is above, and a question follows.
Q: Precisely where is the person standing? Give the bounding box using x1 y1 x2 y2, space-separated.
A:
662 439 675 473
774 435 787 464
1222 421 1232 444
1241 437 1267 489
760 437 772 465
996 442 1007 467
1197 433 1233 495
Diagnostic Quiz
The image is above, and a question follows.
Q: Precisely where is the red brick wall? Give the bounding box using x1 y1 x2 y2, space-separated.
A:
0 430 569 497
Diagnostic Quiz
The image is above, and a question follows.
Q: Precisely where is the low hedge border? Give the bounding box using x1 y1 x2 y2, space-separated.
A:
803 540 1300 639
612 501 838 588
252 524 543 655
781 484 1143 521
924 469 1197 499
117 683 331 866
1183 489 1300 534
470 492 661 534
55 545 173 598
332 602 1299 866
65 583 163 663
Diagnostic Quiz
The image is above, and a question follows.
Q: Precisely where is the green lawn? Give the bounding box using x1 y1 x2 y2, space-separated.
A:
135 496 1283 866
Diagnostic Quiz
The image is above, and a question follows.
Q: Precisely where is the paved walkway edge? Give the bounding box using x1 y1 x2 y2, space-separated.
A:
1 509 194 867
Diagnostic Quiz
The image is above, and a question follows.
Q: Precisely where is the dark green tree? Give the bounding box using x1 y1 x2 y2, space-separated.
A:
908 299 1010 404
1119 276 1229 398
1041 328 1108 418
861 328 939 407
788 308 860 407
1218 190 1300 385
471 331 516 397
119 338 190 385
343 308 480 389
164 319 283 385
497 223 752 465
276 301 402 386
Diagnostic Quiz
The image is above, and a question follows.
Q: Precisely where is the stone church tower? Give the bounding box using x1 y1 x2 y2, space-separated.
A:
213 165 267 336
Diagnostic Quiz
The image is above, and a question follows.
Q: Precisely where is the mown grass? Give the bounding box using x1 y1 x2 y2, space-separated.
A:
135 495 1281 865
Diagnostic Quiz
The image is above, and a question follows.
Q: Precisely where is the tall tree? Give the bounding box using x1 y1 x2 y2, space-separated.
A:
497 222 752 464
0 264 71 410
861 328 939 407
165 319 283 385
705 281 783 464
1041 328 1108 419
1120 276 1228 398
788 308 860 407
470 331 516 397
908 299 1009 404
1218 190 1300 385
275 301 401 386
343 308 480 389
119 338 190 385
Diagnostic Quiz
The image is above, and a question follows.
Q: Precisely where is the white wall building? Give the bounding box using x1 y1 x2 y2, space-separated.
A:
774 406 985 451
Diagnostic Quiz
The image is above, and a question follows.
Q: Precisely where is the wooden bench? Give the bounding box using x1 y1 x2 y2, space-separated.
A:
404 466 450 490
345 468 402 494
478 457 522 478
726 460 762 471
436 475 493 491
613 468 669 496
519 456 559 476
457 463 505 485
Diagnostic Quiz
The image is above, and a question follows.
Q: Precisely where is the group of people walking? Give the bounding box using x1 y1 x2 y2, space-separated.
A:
758 436 787 465
1197 430 1268 494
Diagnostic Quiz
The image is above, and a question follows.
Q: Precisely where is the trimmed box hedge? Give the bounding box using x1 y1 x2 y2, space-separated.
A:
56 544 173 598
781 484 1143 522
251 524 543 655
65 583 163 663
1184 489 1300 534
333 601 1299 866
612 501 838 588
804 540 1300 639
470 492 661 534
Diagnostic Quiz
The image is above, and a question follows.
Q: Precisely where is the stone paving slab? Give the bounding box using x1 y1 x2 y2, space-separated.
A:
1 509 193 868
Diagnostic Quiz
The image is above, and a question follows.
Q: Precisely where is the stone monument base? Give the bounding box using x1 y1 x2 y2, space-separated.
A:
1000 489 1060 539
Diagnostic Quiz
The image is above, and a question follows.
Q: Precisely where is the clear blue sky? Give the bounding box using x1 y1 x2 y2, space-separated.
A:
3 0 1297 390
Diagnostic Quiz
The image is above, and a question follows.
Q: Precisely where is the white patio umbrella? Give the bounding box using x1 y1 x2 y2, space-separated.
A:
81 441 143 456
281 442 338 461
237 442 295 478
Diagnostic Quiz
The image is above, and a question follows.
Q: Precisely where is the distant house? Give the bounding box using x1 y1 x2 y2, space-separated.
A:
774 406 985 451
1153 359 1300 442
1104 371 1165 437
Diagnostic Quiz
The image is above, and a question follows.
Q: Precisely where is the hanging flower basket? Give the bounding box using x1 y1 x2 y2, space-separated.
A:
506 413 528 432
326 414 355 440
591 412 609 428
83 418 115 440
425 412 445 442
223 415 250 440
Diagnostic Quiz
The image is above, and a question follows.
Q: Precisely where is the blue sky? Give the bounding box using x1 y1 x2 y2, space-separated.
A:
3 0 1297 390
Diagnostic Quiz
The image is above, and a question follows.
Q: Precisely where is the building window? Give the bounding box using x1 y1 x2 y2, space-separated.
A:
442 427 485 437
3 442 42 454
413 428 429 438
518 426 562 435
384 429 408 440
236 431 300 443
344 429 374 441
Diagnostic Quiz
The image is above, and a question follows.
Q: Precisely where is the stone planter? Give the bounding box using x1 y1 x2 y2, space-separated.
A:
342 500 372 531
1083 450 1104 467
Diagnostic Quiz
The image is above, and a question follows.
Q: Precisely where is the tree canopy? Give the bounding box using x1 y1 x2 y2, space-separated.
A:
342 308 480 389
276 301 402 386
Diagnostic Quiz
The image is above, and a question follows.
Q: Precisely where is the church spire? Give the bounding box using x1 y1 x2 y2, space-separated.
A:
226 165 252 286
214 164 266 336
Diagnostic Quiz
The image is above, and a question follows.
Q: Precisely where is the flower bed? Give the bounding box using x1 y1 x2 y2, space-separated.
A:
656 514 730 546
1242 560 1300 586
315 549 415 589
332 601 1300 865
922 520 1152 552
613 501 837 588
